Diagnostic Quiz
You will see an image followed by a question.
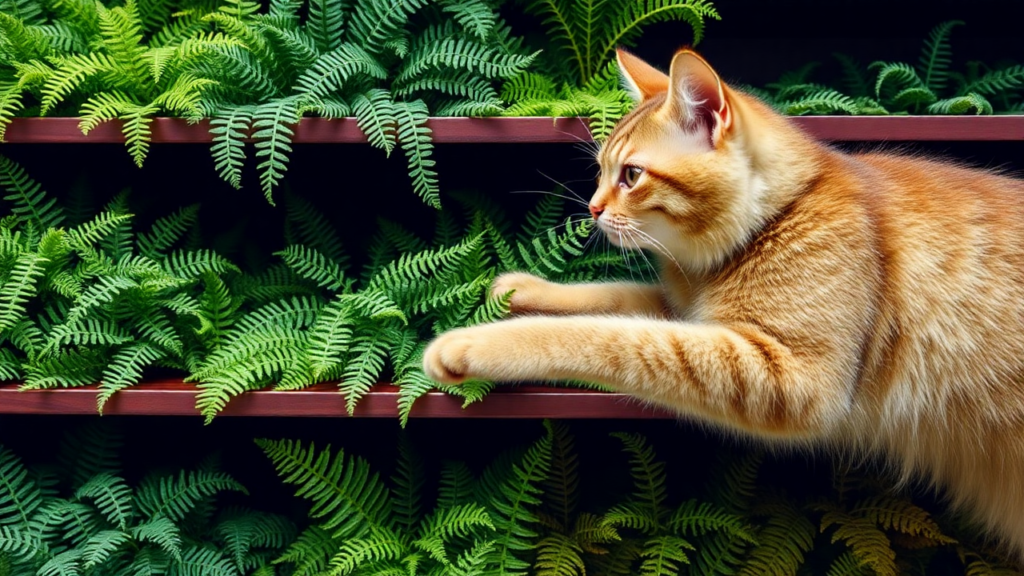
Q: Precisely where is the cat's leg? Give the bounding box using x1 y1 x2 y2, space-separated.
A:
423 316 851 437
491 272 670 316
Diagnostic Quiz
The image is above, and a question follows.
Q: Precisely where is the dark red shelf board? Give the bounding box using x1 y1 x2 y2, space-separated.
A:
3 116 1024 144
0 382 676 418
0 117 595 144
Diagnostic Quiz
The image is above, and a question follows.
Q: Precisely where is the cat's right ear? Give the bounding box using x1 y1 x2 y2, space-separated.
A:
617 49 669 102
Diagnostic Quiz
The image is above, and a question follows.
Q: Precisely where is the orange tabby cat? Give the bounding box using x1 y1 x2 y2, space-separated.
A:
423 49 1024 555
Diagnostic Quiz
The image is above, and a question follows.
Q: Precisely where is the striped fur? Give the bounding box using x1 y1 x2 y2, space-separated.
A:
423 49 1024 557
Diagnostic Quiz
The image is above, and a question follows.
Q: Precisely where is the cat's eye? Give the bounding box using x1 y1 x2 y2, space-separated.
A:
620 165 643 188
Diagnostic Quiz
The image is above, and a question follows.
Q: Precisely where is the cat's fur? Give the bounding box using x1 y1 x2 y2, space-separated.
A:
423 49 1024 555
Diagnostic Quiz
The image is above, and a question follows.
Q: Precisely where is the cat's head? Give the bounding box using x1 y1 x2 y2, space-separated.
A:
592 49 819 271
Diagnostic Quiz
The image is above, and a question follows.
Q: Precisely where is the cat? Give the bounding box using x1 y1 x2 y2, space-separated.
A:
423 48 1024 557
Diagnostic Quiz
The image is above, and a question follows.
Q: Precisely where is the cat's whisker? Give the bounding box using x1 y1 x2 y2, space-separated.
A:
629 226 686 277
536 171 592 205
509 189 589 208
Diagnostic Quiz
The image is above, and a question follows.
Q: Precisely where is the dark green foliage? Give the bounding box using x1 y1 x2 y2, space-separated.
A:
0 0 535 205
0 423 294 576
504 0 720 140
0 155 239 410
188 0 536 204
757 21 1024 115
257 435 500 576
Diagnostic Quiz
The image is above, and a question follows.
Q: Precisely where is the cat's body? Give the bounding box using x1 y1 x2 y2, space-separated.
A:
423 50 1024 554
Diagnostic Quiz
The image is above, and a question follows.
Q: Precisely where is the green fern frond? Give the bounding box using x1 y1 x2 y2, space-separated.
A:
275 245 348 291
927 92 992 115
255 438 393 539
293 43 386 98
918 20 964 93
609 433 667 526
209 104 256 190
737 498 815 576
0 445 43 526
347 0 429 56
0 155 64 232
870 61 924 99
0 252 47 334
252 98 300 204
283 192 346 265
534 532 585 576
79 529 131 569
138 205 200 259
337 327 394 413
352 88 397 156
132 516 181 561
637 535 694 576
276 525 339 576
96 343 166 410
136 470 246 522
307 0 347 53
820 507 898 576
74 473 133 530
963 65 1024 96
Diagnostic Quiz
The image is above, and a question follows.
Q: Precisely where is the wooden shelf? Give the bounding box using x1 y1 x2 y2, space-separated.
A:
0 381 675 419
3 116 1024 144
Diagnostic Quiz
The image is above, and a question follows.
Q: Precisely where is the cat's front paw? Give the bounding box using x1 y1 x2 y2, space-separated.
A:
491 272 551 313
422 329 477 384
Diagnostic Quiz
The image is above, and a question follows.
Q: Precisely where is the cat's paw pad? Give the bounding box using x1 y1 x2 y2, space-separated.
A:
422 331 474 385
491 272 549 313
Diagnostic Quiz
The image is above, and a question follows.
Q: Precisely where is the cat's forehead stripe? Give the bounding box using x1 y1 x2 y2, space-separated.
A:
602 96 663 163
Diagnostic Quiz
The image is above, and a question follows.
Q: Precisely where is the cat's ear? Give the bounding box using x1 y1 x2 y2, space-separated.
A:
616 49 669 102
665 49 733 145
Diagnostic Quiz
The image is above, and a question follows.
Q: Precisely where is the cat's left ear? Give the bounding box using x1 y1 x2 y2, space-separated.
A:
665 50 733 146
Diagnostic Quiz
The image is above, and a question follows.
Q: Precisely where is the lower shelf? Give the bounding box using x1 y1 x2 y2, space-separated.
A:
0 381 676 418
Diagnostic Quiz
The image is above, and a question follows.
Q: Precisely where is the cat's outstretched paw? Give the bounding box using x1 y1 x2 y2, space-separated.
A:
422 330 475 384
491 272 551 313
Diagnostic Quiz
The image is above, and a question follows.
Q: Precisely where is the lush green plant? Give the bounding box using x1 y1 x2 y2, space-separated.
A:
190 189 642 423
0 423 295 576
260 422 1021 576
0 0 536 205
0 155 637 420
0 0 233 162
0 154 239 412
502 0 720 139
195 0 537 205
755 21 1024 115
257 424 556 576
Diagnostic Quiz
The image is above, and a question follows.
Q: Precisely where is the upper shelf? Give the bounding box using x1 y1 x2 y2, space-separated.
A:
3 116 1024 144
0 382 675 419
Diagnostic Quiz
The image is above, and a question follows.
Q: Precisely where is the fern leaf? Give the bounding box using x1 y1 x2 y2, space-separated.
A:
74 473 133 530
293 43 386 98
337 326 394 412
307 0 347 52
0 155 64 232
254 438 393 539
0 445 43 525
97 343 166 411
392 100 439 207
275 245 348 290
0 252 46 334
136 470 246 522
352 88 397 156
637 535 694 576
918 20 964 93
209 105 256 190
347 0 429 55
927 92 992 115
252 98 300 203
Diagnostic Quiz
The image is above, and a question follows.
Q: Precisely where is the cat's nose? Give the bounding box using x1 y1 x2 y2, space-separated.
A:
589 204 605 220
